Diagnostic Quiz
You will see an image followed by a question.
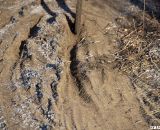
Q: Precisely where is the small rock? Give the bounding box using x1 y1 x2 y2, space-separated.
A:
10 16 16 23
0 122 6 128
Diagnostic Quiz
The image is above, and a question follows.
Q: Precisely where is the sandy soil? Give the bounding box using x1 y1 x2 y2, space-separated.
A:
0 0 159 129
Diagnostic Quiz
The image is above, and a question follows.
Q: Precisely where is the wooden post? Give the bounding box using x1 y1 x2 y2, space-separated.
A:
75 0 83 35
143 0 146 36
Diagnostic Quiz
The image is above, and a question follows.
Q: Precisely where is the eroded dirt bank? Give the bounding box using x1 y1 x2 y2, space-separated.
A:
0 0 159 130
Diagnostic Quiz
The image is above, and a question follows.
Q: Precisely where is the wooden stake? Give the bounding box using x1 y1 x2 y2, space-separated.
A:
75 0 83 35
143 0 146 36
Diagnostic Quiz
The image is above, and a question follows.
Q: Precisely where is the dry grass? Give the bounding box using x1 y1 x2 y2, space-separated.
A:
112 7 160 126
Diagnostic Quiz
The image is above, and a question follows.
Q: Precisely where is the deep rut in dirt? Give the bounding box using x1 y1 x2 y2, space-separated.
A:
69 39 92 103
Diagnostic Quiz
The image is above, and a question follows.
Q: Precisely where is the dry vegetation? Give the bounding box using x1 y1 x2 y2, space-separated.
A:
112 6 160 126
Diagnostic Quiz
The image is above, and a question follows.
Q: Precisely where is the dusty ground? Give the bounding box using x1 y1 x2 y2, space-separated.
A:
0 0 159 130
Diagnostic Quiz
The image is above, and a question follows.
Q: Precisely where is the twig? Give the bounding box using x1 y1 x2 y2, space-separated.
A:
143 0 146 36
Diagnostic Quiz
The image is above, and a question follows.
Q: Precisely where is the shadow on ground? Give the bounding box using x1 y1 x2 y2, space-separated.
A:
41 0 57 23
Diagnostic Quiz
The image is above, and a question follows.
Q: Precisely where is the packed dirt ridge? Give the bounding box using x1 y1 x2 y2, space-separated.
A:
0 0 160 130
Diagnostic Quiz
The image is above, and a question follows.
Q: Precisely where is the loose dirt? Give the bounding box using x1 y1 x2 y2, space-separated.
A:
0 0 159 130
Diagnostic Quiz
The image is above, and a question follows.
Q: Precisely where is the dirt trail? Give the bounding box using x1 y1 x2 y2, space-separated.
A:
0 0 155 129
55 0 149 130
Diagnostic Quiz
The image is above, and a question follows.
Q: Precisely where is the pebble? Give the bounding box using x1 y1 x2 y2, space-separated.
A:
10 16 16 23
124 28 128 32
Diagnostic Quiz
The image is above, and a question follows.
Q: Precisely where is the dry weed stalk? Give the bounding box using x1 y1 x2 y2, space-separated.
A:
112 3 160 125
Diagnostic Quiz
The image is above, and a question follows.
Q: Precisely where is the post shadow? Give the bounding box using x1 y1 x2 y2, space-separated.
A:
55 0 76 33
55 0 76 18
41 0 57 23
65 14 75 33
41 0 76 33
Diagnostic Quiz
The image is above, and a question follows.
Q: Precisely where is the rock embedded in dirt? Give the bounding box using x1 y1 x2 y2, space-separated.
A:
10 16 17 23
